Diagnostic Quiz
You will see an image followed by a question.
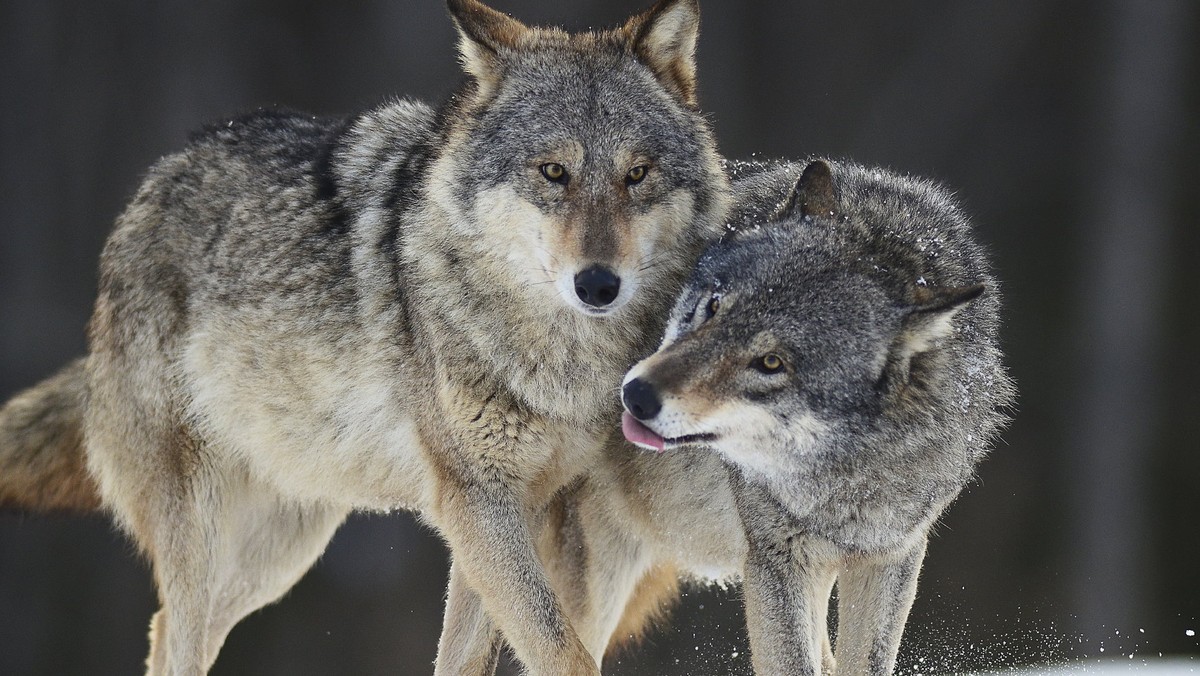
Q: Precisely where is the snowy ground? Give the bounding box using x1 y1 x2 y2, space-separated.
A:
983 658 1197 674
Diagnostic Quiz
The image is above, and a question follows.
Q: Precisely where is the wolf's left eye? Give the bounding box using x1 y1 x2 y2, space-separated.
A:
541 163 568 184
752 353 786 374
626 165 649 185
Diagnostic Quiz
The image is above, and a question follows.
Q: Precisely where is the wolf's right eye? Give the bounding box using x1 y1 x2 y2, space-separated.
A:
540 163 568 184
706 295 721 318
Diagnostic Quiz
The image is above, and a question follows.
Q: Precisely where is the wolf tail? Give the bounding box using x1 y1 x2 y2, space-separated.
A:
0 357 101 513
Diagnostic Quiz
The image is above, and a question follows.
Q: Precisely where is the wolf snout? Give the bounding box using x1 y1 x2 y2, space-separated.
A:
622 378 662 420
574 265 621 308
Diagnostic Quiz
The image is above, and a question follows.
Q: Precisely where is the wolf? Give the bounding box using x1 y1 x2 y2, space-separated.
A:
604 158 1015 675
0 0 730 673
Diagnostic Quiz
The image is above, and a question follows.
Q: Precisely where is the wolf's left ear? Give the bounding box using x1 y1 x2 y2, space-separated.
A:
774 159 837 222
447 0 530 97
904 283 985 351
625 0 701 107
882 283 984 390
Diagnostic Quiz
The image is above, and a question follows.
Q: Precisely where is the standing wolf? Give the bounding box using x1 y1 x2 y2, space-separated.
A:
0 0 729 673
616 158 1014 675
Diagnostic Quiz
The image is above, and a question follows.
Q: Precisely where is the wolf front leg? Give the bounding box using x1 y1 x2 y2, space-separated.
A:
435 479 655 673
742 537 838 676
734 478 837 676
547 479 660 660
833 538 927 676
432 469 599 676
434 562 502 676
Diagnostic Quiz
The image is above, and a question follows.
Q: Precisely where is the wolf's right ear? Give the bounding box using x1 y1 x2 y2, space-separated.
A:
773 159 837 222
624 0 701 107
447 0 530 98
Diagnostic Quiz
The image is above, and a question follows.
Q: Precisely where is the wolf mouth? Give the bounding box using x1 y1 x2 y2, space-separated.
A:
560 294 624 318
621 411 717 452
666 432 719 446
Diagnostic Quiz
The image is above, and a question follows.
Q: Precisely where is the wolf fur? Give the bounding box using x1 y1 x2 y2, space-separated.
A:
0 358 99 513
582 158 1015 675
0 0 730 673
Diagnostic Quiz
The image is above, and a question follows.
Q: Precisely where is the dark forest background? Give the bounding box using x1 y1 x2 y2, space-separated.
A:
1 1 1197 674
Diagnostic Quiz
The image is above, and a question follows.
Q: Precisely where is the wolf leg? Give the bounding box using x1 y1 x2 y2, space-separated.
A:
532 478 658 659
435 549 657 673
435 481 656 673
433 474 599 676
142 487 222 676
146 610 169 675
833 538 926 676
141 470 346 675
734 477 835 676
434 562 502 676
201 486 347 669
566 491 656 659
741 536 838 676
84 382 212 673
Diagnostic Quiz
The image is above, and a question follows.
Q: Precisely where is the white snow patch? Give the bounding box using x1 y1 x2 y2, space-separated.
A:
982 658 1197 674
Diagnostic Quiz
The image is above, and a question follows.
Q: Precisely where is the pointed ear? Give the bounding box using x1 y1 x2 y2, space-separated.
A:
881 284 984 391
773 159 838 222
625 0 701 107
902 283 984 354
446 0 530 97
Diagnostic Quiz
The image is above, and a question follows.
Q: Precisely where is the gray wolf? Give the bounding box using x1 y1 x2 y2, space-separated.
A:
0 0 729 673
610 158 1014 674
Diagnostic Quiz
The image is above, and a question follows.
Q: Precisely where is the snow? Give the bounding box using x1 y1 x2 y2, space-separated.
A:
982 658 1197 675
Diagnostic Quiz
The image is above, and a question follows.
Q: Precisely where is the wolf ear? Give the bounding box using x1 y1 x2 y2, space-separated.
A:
447 0 530 97
625 0 701 107
904 283 985 352
774 159 838 222
881 283 984 391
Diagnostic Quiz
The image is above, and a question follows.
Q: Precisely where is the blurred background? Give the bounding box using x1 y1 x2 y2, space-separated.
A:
1 0 1196 674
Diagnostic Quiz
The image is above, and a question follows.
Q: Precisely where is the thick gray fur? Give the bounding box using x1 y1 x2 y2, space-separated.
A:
621 158 1015 675
0 0 732 673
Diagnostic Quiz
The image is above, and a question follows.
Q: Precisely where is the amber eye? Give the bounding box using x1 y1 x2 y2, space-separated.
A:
706 295 721 318
626 165 648 185
753 353 785 374
541 163 568 183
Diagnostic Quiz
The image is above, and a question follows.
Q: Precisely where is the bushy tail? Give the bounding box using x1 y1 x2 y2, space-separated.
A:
0 357 100 513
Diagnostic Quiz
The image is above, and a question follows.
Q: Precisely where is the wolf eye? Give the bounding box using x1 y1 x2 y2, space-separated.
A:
752 353 785 374
541 163 568 183
706 295 721 318
626 165 649 185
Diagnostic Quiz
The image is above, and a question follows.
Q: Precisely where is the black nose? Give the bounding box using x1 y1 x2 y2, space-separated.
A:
574 266 621 307
622 378 661 420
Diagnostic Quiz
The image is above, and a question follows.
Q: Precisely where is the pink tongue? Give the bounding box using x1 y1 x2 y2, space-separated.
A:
622 411 666 452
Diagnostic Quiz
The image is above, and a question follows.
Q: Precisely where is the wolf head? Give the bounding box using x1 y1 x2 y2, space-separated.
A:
620 160 987 477
427 0 727 318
